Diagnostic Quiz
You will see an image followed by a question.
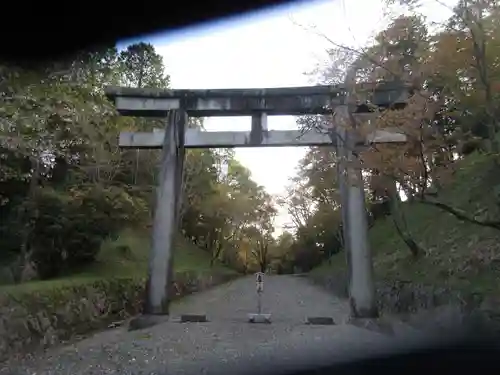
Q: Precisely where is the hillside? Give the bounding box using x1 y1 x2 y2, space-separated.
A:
90 229 235 278
311 152 500 311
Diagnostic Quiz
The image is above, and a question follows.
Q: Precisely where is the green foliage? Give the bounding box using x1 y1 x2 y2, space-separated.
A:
0 41 276 282
283 1 500 276
90 229 237 279
119 42 170 89
312 151 500 306
24 186 148 279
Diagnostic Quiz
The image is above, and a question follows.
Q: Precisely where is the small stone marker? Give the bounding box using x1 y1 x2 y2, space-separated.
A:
305 316 335 325
248 313 272 323
248 272 272 324
180 314 208 323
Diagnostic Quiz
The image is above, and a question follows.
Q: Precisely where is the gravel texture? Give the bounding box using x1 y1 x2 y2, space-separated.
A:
1 275 437 375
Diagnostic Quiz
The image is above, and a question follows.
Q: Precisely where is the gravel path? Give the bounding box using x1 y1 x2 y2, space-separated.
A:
1 275 424 375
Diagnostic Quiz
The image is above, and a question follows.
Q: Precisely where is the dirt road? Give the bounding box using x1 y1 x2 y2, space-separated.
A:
2 275 428 375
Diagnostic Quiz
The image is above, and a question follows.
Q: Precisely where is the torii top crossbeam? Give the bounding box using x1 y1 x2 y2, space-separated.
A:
104 84 405 118
104 85 345 117
104 84 408 149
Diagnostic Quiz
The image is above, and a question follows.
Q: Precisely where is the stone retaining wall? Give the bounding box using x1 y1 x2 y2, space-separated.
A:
309 272 500 331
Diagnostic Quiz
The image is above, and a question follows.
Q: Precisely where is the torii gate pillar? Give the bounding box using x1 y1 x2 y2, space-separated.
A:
336 106 377 319
144 110 186 315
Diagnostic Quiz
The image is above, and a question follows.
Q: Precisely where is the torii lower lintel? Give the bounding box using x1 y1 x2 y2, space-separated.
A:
118 128 406 149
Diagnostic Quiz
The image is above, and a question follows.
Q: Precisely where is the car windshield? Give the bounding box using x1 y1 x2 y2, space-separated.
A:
1 0 500 374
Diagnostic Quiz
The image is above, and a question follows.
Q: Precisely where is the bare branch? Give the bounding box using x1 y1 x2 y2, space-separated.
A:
418 196 500 230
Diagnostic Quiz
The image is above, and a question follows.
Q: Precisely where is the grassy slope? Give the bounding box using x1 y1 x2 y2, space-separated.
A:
312 152 500 299
1 229 237 293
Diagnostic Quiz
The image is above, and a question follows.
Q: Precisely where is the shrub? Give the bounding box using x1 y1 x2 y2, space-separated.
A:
26 185 148 279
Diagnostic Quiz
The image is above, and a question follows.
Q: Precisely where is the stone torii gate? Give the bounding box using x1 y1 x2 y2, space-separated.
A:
104 84 407 325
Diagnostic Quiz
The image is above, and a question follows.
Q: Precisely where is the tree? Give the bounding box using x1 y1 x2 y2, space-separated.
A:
357 2 500 233
287 3 500 262
119 42 170 89
0 59 129 279
382 0 500 153
0 41 279 282
270 0 500 283
270 231 295 274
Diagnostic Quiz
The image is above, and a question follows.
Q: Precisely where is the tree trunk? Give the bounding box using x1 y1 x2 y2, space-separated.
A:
210 233 223 267
388 187 425 258
15 157 41 283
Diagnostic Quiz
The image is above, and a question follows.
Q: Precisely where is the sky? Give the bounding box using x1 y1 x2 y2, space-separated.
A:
124 0 457 233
